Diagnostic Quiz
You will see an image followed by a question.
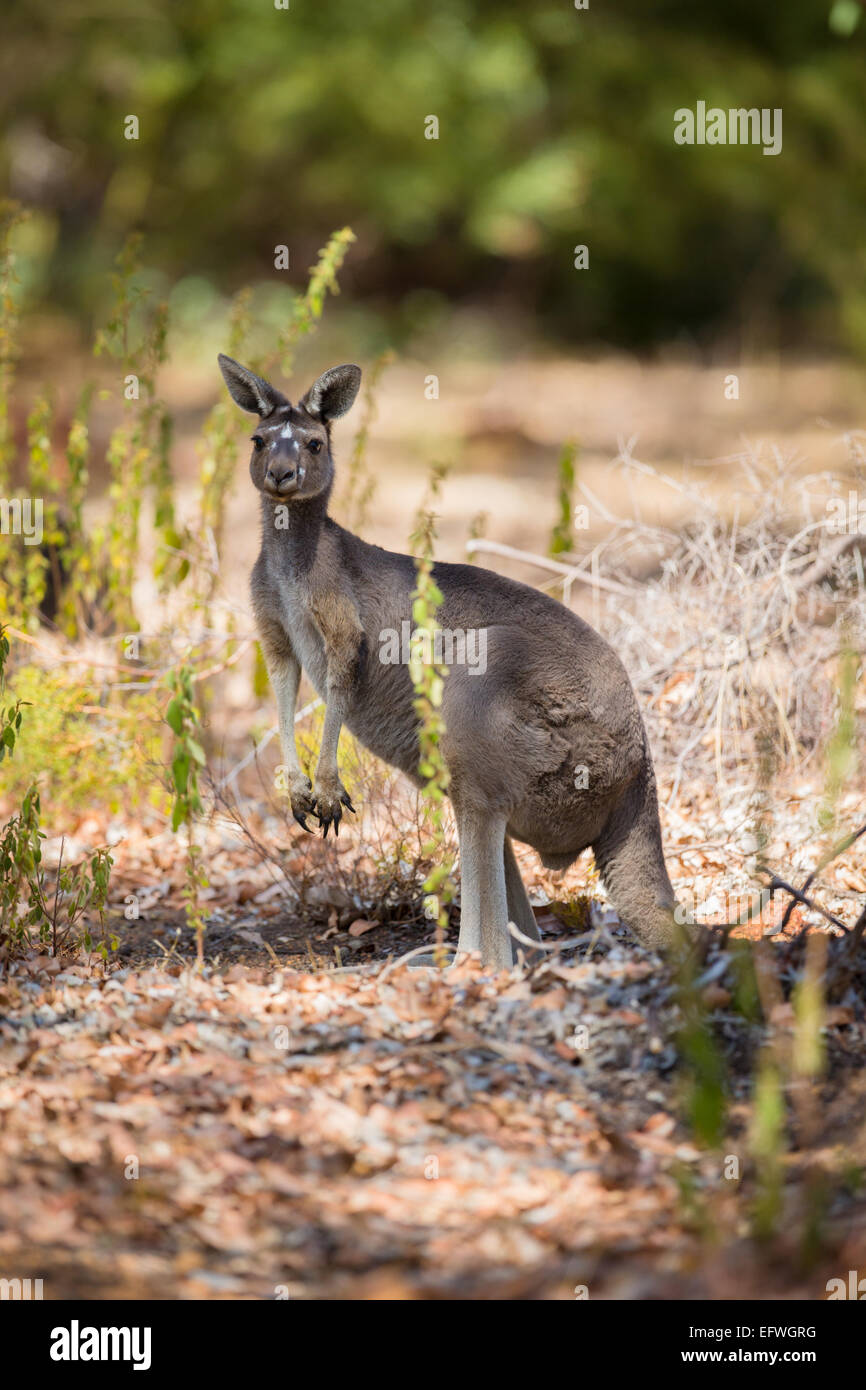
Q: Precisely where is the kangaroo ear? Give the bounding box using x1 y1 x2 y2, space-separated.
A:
301 364 361 422
218 354 287 417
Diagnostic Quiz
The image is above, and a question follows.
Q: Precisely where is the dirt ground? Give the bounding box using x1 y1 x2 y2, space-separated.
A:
2 915 865 1301
2 807 866 1303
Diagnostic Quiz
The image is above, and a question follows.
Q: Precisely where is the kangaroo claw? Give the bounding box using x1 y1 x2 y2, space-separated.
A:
289 773 316 833
341 793 356 814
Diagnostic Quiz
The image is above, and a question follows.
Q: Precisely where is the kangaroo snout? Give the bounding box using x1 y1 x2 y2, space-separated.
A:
265 463 297 493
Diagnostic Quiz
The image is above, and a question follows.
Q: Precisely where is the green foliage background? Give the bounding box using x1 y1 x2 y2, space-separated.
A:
1 0 864 355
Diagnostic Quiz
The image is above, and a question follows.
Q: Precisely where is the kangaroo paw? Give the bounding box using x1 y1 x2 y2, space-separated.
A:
288 773 317 833
312 779 354 837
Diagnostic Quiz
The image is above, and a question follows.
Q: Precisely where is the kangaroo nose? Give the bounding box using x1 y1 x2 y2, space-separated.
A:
266 465 296 489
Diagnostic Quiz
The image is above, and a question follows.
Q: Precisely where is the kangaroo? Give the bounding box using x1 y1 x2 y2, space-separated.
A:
219 353 685 968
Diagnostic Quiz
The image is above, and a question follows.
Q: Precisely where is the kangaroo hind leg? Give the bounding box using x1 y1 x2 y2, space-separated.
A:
503 836 542 963
455 809 512 969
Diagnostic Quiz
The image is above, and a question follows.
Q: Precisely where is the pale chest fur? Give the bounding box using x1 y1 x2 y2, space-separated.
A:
271 572 330 697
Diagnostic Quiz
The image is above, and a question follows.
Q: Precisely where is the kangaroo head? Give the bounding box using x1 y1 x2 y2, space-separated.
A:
218 355 361 504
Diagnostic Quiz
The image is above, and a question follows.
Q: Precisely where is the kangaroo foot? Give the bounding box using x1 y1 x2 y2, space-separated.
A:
312 776 355 838
288 773 318 831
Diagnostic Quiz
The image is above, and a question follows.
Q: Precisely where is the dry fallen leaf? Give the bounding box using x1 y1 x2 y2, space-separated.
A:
347 919 379 938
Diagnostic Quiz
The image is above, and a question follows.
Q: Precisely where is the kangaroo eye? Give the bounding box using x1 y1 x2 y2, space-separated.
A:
307 439 322 454
251 435 265 450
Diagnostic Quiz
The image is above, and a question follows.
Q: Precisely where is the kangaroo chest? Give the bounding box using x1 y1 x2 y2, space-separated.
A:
274 580 330 696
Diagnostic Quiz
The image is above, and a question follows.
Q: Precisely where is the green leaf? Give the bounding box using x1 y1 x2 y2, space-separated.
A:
172 752 190 794
165 697 185 735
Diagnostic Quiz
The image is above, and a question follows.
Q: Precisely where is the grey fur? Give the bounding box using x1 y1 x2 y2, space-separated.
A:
218 355 287 418
221 355 687 965
301 363 362 422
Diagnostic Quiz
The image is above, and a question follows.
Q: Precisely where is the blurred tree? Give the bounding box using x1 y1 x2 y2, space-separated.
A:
0 0 864 354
